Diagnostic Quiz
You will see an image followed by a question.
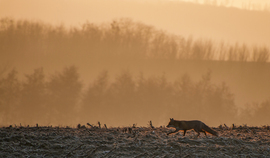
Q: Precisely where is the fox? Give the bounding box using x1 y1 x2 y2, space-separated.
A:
166 118 218 137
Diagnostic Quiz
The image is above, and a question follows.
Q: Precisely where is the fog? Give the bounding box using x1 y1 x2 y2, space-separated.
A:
1 0 270 127
1 0 270 46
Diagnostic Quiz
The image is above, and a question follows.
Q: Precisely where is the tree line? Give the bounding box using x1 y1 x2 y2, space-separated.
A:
0 66 269 126
1 18 269 63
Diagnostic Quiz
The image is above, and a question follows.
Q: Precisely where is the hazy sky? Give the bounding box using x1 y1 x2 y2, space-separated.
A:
1 0 269 23
1 0 270 46
1 0 270 126
179 0 270 7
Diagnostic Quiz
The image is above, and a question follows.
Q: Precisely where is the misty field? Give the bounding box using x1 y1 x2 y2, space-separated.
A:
1 18 270 128
1 124 270 157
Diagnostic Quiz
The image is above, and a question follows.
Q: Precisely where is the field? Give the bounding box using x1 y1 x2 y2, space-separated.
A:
1 124 270 157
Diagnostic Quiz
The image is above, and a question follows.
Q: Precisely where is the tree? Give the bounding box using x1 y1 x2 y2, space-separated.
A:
108 71 136 122
0 69 20 125
82 71 109 121
110 70 135 99
172 71 236 124
173 73 194 116
20 68 46 124
47 66 82 124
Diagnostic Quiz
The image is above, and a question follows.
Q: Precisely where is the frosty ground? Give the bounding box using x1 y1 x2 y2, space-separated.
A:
1 124 270 157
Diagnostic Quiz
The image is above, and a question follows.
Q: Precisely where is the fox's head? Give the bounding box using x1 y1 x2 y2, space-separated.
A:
166 118 175 128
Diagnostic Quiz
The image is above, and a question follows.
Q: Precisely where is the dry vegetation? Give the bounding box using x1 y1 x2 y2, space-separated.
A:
1 124 270 157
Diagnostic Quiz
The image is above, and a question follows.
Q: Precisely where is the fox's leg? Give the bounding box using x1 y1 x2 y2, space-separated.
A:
194 129 200 137
183 130 186 136
200 131 207 138
201 130 206 136
197 132 200 137
167 129 179 135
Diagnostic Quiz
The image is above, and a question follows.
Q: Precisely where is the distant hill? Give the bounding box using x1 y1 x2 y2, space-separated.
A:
1 0 269 46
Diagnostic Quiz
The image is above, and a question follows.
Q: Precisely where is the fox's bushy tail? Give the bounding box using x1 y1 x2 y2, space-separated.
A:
203 124 218 136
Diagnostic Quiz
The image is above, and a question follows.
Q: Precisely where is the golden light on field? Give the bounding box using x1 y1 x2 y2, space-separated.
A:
0 0 270 127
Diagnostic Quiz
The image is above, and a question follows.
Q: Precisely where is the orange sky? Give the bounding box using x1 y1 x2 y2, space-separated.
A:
1 0 270 46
